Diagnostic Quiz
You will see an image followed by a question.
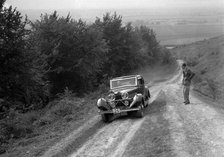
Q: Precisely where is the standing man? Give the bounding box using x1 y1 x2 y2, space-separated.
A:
182 63 195 104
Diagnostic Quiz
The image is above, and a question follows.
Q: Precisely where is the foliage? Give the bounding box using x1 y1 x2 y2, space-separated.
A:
56 87 76 100
30 11 108 94
30 11 165 96
0 109 37 145
137 25 159 58
0 1 48 114
94 13 155 77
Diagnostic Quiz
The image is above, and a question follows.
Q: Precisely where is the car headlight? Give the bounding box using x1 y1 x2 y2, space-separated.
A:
108 93 115 101
121 92 129 99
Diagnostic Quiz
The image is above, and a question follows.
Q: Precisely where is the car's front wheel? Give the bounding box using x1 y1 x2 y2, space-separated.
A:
144 91 150 107
135 106 144 118
101 114 113 122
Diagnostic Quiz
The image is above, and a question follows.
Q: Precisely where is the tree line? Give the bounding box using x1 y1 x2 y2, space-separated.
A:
0 1 173 113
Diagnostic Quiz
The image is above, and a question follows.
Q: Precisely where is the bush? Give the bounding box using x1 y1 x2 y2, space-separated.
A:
38 88 81 124
53 87 77 117
51 102 73 117
193 79 216 99
0 109 41 148
200 68 208 75
56 87 76 100
186 59 199 67
0 121 33 147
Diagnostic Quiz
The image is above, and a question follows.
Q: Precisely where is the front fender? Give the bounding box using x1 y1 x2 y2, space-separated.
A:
129 94 143 108
144 88 150 98
96 98 111 110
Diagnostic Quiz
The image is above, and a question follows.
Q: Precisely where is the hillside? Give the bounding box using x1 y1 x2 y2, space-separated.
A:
172 35 224 102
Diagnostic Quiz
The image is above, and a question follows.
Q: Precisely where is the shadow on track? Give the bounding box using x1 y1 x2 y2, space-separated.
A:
52 119 105 157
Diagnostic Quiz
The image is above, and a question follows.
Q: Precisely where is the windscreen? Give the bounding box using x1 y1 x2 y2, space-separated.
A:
110 77 137 89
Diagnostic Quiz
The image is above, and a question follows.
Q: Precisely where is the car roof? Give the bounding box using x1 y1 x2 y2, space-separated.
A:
111 75 142 80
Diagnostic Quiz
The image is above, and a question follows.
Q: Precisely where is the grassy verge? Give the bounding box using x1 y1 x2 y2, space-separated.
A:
0 87 103 157
171 36 224 104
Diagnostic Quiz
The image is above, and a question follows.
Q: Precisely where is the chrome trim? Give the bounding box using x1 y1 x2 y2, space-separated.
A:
98 107 140 114
110 77 137 89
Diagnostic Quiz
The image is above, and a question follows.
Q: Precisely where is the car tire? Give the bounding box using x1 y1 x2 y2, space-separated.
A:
148 91 151 98
144 91 150 107
145 91 150 100
101 114 113 123
135 106 144 118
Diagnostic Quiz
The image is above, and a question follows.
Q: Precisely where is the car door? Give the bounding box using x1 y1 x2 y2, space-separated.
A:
137 77 145 94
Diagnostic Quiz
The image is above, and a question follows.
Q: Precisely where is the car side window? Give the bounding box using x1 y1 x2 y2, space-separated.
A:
138 78 144 85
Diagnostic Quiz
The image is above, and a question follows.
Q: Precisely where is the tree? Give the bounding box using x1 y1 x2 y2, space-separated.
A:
0 1 48 111
95 13 142 76
94 13 156 77
0 2 28 103
137 26 159 58
31 11 108 94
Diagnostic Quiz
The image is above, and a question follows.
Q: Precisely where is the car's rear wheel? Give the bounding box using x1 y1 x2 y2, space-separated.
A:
101 114 113 122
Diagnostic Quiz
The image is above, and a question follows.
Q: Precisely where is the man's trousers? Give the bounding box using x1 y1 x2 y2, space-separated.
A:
183 85 190 103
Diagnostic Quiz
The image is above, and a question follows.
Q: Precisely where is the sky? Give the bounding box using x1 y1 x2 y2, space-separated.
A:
6 0 224 10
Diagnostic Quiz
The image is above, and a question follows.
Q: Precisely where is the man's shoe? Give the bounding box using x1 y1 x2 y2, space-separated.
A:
185 102 190 105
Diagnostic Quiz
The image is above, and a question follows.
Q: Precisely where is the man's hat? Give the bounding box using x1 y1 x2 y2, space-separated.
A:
182 63 187 67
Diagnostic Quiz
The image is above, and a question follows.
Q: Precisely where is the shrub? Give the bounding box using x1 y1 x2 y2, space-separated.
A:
200 68 207 75
56 87 76 99
0 109 41 146
39 89 79 123
53 87 76 117
51 102 73 117
186 59 199 67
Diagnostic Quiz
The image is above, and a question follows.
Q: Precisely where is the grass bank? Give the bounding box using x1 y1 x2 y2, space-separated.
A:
172 35 224 103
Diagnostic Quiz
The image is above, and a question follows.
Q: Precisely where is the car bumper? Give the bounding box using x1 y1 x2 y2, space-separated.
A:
98 106 141 114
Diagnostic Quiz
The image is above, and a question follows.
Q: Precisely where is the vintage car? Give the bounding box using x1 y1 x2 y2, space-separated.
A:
96 75 150 122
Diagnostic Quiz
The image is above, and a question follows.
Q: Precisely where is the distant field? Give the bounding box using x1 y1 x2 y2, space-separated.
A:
150 23 224 45
21 8 224 46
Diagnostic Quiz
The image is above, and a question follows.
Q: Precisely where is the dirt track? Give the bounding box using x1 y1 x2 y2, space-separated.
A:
42 61 224 157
